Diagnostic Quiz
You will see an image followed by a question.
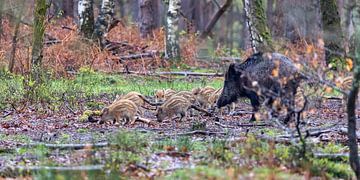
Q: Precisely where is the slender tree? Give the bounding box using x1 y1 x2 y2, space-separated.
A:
94 0 115 46
9 4 24 73
139 0 155 38
320 0 344 65
199 0 233 39
347 1 360 178
31 0 47 83
78 0 94 39
165 0 181 61
0 0 3 42
243 0 273 52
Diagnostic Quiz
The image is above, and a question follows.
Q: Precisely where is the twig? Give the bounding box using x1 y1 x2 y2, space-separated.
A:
214 121 236 128
61 25 75 31
166 130 226 136
1 111 13 118
136 117 155 125
65 103 76 115
16 165 104 171
190 105 212 116
44 40 62 45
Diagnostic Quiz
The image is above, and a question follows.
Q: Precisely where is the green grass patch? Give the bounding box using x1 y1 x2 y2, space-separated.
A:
0 68 223 110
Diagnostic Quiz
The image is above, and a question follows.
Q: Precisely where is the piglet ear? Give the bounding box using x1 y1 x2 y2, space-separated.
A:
102 107 109 115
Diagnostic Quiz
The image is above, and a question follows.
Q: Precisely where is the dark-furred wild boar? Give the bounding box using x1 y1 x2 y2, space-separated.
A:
217 52 305 123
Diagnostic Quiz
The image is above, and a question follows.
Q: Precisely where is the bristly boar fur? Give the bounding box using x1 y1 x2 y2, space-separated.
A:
100 99 138 125
217 52 305 123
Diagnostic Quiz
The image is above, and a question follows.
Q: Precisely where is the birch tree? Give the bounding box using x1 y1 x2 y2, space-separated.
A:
94 0 115 46
320 0 344 66
165 0 181 61
31 0 47 83
78 0 94 39
243 0 273 52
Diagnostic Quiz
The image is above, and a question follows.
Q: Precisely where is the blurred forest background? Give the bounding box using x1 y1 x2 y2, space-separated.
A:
0 0 355 76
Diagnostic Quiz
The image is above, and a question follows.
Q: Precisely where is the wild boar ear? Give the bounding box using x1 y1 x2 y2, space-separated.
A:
227 63 241 79
227 63 237 75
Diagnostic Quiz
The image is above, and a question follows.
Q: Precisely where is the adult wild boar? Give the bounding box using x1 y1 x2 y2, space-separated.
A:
217 52 305 123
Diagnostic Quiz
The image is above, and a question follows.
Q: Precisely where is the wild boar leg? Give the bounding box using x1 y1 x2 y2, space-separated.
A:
248 92 260 121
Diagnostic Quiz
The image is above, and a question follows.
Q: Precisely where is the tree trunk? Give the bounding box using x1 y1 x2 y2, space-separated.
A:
9 12 22 73
165 0 181 61
243 0 273 52
139 0 155 38
266 0 274 29
62 0 75 17
199 0 233 39
320 0 344 65
31 0 47 84
78 0 94 39
0 0 3 42
347 3 360 178
94 0 115 46
344 0 356 54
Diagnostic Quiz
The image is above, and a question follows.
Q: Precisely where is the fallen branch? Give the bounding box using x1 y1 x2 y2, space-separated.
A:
19 142 109 150
155 151 190 158
61 25 76 31
215 121 269 128
1 111 13 118
339 128 360 140
16 165 104 171
229 110 254 115
190 105 212 116
276 128 334 139
136 117 155 125
214 121 236 128
196 56 242 62
44 40 62 45
156 71 223 77
119 71 224 77
314 153 349 160
118 51 158 61
166 130 226 136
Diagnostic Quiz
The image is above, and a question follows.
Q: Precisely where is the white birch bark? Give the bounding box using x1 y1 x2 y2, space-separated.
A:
165 0 181 61
78 0 94 39
94 0 115 44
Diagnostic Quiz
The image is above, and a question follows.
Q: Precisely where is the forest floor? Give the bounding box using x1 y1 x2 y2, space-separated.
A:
0 70 356 179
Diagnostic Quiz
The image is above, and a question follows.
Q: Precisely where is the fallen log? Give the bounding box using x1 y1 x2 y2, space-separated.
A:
214 121 269 128
156 71 223 77
196 56 242 62
118 51 158 61
120 71 224 77
16 165 104 171
19 142 109 150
